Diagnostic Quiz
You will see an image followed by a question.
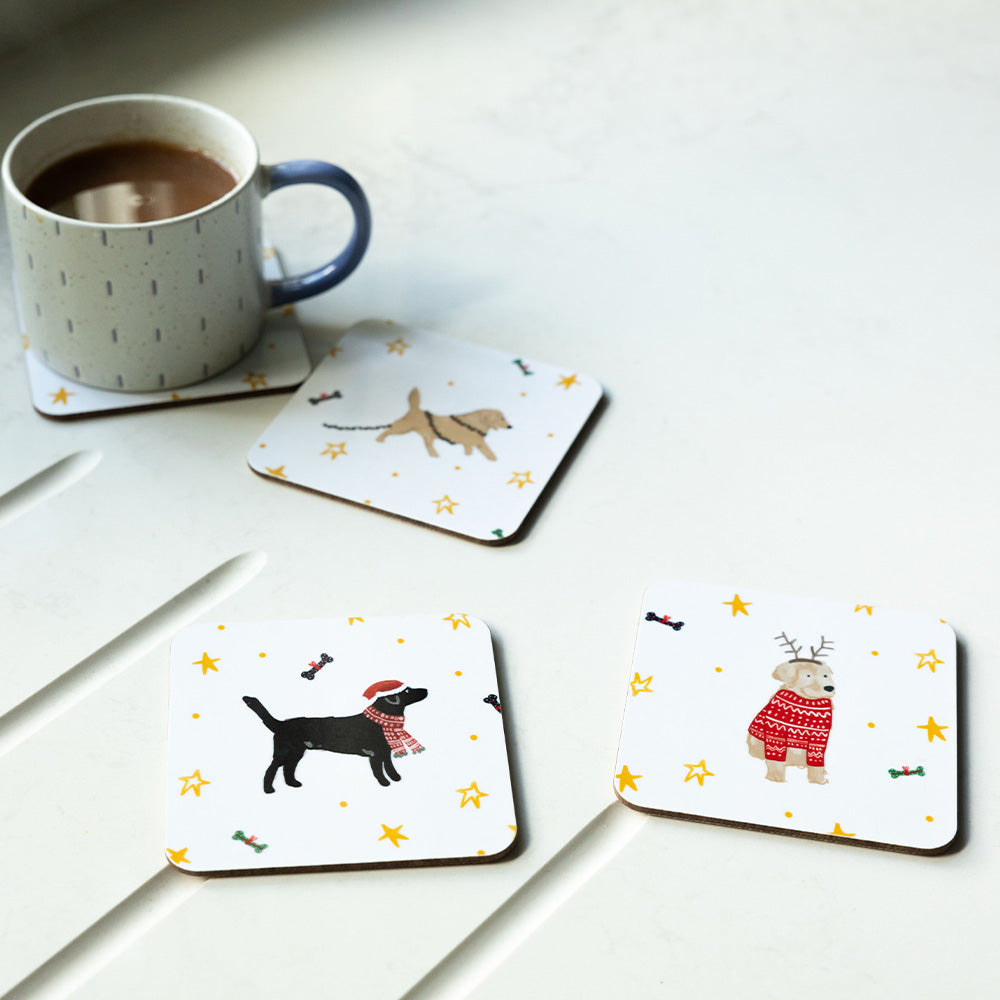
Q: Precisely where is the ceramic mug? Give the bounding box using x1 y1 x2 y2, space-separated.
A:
1 94 371 391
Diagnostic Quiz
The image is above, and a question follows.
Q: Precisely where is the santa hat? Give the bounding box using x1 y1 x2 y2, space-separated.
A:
363 679 406 701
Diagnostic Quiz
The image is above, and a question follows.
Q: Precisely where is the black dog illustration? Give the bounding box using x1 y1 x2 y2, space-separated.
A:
242 682 428 791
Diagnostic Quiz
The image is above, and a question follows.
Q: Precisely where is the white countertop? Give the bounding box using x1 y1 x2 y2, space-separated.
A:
1 1 997 997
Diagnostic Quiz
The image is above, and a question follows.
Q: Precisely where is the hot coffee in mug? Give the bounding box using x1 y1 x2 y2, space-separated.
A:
25 140 239 224
2 94 371 391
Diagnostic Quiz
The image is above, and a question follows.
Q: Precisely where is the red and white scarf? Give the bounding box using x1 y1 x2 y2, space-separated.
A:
363 705 425 757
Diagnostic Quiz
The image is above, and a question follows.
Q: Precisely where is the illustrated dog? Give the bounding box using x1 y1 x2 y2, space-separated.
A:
375 387 510 460
747 635 835 784
243 684 428 791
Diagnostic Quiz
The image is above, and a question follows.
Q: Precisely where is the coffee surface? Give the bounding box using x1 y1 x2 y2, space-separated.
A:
25 141 238 223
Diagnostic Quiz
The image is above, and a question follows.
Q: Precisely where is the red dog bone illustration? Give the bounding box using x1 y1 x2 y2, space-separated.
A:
301 652 333 680
232 829 268 853
483 694 502 713
645 611 684 631
308 390 343 405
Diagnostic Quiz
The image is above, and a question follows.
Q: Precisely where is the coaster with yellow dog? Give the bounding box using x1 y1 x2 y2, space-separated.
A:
614 581 959 854
247 319 602 542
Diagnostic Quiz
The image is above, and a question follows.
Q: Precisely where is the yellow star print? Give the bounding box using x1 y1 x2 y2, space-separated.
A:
917 716 948 741
916 649 944 672
242 371 268 390
828 823 856 837
193 652 220 675
723 594 752 616
457 781 490 808
683 760 715 786
443 613 471 630
854 604 873 615
616 765 641 792
630 673 654 696
321 442 347 459
265 465 289 479
49 386 74 404
556 373 579 390
507 471 534 489
386 337 410 355
433 494 459 514
166 847 191 864
178 770 211 796
348 617 365 625
378 823 409 847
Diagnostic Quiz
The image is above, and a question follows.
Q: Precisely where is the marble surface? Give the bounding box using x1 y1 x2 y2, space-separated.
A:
1 1 997 998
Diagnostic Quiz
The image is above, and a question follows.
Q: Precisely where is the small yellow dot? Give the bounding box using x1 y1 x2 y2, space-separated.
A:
926 816 934 822
455 670 463 676
258 652 266 658
868 722 876 729
470 734 478 741
258 443 266 448
454 465 461 470
392 472 399 477
785 811 793 818
192 713 200 719
217 625 225 630
871 650 879 656
397 638 405 644
364 500 372 505
477 849 485 855
715 667 723 673
340 801 348 808
520 392 527 397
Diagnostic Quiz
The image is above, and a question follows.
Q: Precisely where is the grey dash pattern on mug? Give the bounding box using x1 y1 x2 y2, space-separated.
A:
67 319 74 333
151 279 158 295
60 270 67 285
147 230 154 245
155 328 162 341
106 280 113 295
198 269 204 284
111 328 118 343
101 230 108 246
116 374 124 387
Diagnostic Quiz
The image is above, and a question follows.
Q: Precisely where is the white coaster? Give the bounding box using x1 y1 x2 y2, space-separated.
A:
165 613 517 875
21 251 311 417
614 581 958 854
247 319 603 543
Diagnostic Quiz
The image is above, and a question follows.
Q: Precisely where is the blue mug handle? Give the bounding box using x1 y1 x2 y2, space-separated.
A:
262 160 372 308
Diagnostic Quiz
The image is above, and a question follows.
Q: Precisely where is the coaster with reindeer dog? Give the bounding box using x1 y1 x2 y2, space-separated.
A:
614 581 959 854
165 613 517 875
247 319 602 542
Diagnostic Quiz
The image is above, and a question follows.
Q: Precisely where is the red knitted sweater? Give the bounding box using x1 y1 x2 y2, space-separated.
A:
748 689 833 766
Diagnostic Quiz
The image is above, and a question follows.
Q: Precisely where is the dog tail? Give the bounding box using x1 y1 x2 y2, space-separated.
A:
243 696 280 732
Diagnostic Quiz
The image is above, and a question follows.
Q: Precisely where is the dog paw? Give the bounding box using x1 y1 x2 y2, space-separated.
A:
764 774 786 783
392 750 408 758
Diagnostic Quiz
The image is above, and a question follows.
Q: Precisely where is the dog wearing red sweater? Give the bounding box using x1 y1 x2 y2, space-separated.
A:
748 634 835 784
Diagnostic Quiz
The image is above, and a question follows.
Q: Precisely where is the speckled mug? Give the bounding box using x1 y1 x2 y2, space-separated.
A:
2 94 371 391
